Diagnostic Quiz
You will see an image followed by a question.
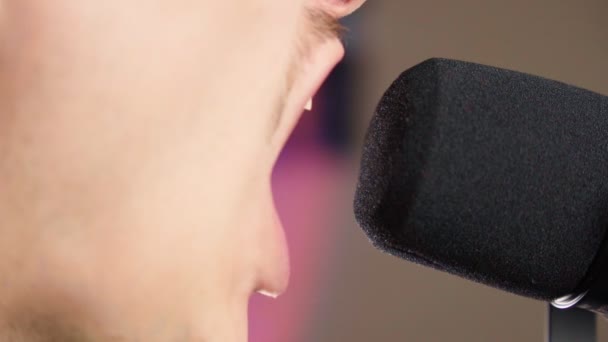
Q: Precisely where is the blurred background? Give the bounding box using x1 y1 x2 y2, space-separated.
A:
250 1 608 341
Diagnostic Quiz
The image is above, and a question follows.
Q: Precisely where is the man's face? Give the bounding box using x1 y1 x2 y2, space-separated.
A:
0 0 363 340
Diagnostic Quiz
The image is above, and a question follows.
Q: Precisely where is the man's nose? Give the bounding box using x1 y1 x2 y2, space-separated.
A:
316 0 367 18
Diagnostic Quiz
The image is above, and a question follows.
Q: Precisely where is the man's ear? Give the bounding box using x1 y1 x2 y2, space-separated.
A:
312 0 367 18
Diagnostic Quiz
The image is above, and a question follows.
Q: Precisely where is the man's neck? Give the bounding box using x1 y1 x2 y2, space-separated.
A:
0 315 93 342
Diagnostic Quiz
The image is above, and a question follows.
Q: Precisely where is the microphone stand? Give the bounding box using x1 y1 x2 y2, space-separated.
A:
547 237 608 341
547 305 596 342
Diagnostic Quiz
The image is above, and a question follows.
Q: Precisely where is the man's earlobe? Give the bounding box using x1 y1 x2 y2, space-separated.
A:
314 0 367 18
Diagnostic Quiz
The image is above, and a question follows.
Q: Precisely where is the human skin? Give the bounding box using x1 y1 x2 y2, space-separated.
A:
0 0 365 340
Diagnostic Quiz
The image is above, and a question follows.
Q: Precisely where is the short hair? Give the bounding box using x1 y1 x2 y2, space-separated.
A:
306 7 347 42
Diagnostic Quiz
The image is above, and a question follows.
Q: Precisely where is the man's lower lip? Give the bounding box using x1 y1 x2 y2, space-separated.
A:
256 289 279 299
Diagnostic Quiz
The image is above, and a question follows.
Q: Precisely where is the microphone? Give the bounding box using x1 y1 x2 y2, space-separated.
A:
354 58 608 315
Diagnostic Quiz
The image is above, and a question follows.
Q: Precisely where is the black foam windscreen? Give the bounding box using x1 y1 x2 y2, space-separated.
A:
354 58 608 301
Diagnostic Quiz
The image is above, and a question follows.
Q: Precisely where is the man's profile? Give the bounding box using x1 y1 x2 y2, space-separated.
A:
0 0 366 340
